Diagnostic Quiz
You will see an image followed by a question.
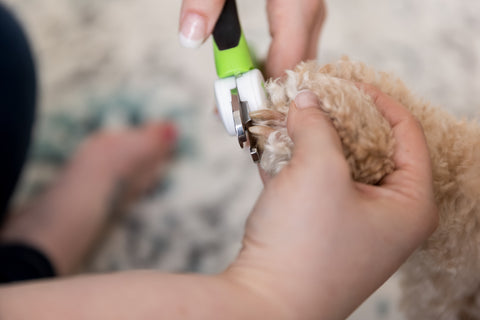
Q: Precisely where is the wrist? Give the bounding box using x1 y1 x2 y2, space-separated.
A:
222 253 316 320
219 264 295 320
224 239 364 320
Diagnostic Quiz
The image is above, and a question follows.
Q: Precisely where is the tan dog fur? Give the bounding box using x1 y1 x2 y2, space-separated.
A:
250 57 480 319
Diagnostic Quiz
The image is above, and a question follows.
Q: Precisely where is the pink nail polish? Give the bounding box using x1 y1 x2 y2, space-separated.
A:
161 124 178 144
179 13 206 49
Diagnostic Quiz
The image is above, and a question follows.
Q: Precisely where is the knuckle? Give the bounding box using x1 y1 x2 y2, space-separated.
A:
289 149 349 184
412 116 424 132
359 82 378 93
371 91 390 108
287 107 326 135
404 113 425 136
357 83 382 102
302 110 326 125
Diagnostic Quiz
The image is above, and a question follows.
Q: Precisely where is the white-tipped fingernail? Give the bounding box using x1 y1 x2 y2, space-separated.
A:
294 90 319 109
179 13 206 48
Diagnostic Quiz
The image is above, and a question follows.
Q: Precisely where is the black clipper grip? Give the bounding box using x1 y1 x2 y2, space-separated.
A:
212 0 242 50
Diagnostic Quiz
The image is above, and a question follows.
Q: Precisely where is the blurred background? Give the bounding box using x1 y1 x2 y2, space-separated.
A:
4 0 480 318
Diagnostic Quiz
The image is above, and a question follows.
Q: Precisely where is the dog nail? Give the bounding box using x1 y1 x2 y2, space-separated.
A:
294 90 320 109
179 13 206 48
250 109 285 122
249 125 275 137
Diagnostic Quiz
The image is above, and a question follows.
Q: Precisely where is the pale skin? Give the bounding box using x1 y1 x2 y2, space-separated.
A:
0 86 438 319
179 0 326 78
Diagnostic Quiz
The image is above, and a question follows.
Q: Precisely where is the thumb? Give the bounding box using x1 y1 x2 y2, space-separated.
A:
287 90 344 167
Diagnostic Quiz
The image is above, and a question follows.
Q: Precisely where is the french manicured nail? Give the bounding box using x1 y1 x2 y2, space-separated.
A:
179 13 206 48
294 90 320 109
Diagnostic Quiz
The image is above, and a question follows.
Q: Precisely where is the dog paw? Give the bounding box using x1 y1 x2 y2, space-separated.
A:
250 59 396 185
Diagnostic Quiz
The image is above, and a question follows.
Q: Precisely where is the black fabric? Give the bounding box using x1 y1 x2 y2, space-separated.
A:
0 2 37 222
212 0 241 50
0 244 55 283
0 4 56 284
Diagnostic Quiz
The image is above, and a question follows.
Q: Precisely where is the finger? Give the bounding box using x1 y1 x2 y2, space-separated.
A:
265 0 326 78
179 0 226 48
356 83 432 185
286 90 345 169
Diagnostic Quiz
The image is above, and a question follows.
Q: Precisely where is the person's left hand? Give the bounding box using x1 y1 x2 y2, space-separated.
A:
223 88 438 319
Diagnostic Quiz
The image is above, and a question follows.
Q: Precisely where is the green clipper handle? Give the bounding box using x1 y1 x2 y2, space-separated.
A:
212 0 255 78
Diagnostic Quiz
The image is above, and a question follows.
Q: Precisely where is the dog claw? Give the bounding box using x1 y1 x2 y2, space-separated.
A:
248 125 276 137
249 109 286 123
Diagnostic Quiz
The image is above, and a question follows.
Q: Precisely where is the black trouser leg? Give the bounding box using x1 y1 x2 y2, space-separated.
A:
0 3 36 220
0 4 55 284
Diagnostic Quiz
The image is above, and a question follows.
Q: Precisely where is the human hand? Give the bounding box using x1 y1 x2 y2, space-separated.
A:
178 0 326 78
224 88 438 319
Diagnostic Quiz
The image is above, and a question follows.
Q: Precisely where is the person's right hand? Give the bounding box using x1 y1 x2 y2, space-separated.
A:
179 0 326 78
225 87 438 319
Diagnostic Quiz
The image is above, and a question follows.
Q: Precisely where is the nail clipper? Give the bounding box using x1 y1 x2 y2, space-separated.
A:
212 0 268 162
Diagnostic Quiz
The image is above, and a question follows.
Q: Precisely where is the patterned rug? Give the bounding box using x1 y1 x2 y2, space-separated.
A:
5 0 480 318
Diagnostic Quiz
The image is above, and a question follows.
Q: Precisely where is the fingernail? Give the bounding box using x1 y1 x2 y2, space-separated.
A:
160 123 178 145
294 90 320 109
179 13 206 48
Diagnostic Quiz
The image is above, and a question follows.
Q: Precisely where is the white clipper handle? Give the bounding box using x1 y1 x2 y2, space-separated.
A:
236 69 267 113
214 69 267 136
214 76 237 136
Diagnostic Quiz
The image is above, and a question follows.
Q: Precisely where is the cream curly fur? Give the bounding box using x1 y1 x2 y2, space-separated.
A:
249 57 480 319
